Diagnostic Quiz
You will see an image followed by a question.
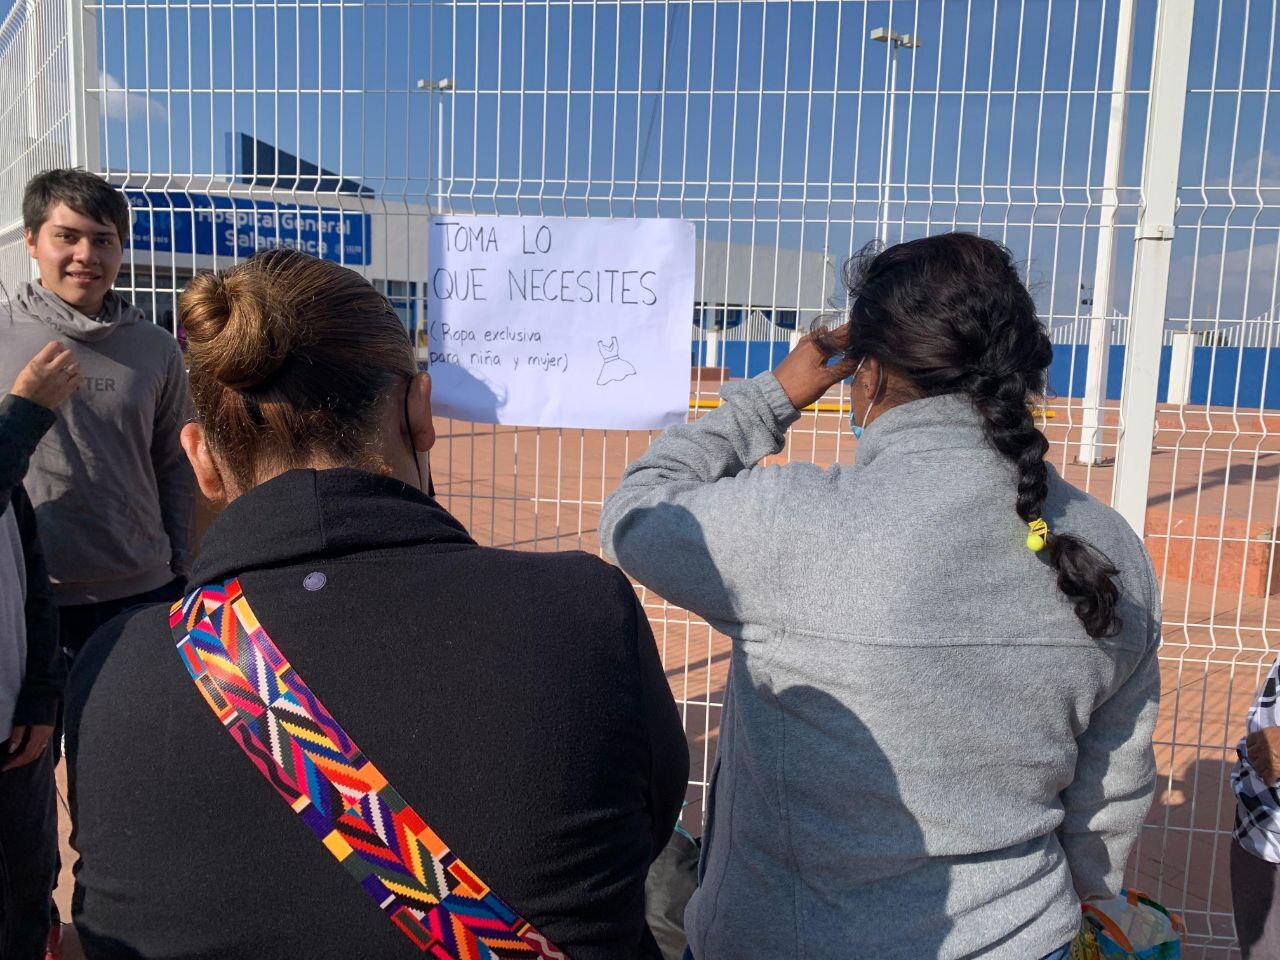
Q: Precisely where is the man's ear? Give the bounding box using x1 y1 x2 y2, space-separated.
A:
180 422 231 504
24 227 37 259
407 371 436 453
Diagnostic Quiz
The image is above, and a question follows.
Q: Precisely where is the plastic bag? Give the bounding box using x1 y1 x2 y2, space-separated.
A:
645 826 700 960
1070 889 1182 960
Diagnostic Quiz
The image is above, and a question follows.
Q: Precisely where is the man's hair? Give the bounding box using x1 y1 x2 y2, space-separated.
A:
23 169 130 245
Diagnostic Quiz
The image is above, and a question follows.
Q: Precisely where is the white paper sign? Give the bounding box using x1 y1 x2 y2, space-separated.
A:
425 215 695 429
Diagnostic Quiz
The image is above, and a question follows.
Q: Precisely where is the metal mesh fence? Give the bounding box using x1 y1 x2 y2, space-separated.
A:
0 0 84 285
1124 4 1280 952
7 0 1280 955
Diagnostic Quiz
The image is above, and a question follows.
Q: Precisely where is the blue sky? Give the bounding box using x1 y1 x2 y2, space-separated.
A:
63 1 1280 323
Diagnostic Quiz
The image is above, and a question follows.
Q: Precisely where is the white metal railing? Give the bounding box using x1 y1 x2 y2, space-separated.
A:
0 0 73 286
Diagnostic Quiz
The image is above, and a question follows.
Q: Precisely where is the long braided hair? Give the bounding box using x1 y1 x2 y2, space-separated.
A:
842 233 1121 638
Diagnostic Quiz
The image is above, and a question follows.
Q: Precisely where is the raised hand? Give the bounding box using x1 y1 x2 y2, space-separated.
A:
772 322 859 410
1247 726 1280 784
11 341 82 411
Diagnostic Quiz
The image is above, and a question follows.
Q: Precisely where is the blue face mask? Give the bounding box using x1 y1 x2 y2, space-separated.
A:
848 357 879 439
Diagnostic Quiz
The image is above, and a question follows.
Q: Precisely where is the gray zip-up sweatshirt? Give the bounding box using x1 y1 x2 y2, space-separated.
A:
0 282 195 605
600 373 1160 960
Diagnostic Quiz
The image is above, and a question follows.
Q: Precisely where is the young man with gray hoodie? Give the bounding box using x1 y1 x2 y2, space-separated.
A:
0 169 195 659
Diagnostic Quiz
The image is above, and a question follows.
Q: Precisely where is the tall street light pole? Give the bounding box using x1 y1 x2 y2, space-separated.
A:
870 27 921 245
417 77 455 215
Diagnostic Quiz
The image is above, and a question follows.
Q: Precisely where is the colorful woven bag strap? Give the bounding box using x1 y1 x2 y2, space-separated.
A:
169 577 567 959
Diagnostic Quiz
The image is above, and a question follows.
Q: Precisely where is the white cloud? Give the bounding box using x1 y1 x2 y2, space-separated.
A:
1205 149 1280 189
99 71 167 123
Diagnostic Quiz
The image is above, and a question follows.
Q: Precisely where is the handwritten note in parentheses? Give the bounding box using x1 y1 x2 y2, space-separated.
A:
425 215 696 430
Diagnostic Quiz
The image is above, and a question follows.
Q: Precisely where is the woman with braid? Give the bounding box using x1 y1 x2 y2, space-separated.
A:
601 233 1160 960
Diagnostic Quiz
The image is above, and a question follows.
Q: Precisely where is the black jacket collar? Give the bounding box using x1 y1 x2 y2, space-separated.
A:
190 468 475 586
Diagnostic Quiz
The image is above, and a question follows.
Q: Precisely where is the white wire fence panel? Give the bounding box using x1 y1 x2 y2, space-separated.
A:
0 0 73 216
1119 3 1280 955
0 0 81 290
74 0 1157 828
13 0 1275 955
414 0 1162 831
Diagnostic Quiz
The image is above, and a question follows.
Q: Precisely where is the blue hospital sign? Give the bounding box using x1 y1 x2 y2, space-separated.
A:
126 191 371 265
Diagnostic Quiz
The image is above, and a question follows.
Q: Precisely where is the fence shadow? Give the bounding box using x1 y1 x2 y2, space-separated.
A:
1136 754 1240 956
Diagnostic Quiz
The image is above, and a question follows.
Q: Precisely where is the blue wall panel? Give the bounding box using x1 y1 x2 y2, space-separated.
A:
696 341 1280 410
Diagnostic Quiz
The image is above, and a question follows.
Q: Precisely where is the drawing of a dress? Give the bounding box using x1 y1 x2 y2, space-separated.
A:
597 337 636 385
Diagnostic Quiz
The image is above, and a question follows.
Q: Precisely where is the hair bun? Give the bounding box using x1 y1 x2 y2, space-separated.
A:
180 257 305 390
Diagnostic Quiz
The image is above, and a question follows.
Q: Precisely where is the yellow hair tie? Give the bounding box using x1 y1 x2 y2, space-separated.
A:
1026 518 1049 553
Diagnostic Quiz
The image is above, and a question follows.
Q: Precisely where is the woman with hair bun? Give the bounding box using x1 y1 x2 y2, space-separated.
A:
65 249 688 959
601 233 1161 960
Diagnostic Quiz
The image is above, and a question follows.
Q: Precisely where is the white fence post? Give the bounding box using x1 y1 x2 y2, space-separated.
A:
1167 330 1196 405
65 0 99 173
1111 0 1194 537
1077 0 1137 466
64 0 83 168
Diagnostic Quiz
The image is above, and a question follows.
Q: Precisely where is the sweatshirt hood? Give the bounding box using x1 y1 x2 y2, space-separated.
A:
14 281 143 342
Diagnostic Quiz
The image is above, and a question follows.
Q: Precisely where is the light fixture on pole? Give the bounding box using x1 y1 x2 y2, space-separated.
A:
870 28 921 244
414 77 455 364
869 27 921 48
416 77 455 215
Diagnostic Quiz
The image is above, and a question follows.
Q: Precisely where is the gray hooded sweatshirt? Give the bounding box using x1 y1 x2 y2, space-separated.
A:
0 282 195 605
600 373 1160 960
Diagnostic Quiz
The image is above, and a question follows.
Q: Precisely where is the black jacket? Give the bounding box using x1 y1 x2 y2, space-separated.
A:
0 393 62 727
67 468 688 959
